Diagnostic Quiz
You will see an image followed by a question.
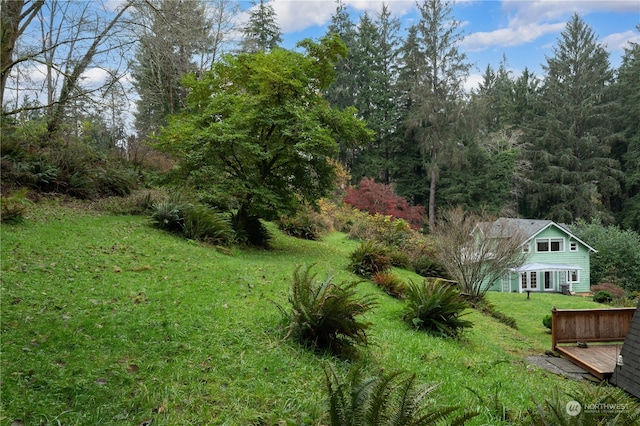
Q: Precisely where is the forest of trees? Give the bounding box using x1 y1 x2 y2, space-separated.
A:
2 0 639 232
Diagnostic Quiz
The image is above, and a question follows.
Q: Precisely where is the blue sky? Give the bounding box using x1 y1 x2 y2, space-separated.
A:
238 0 640 90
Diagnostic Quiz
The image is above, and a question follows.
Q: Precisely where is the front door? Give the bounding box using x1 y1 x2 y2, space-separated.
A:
520 271 537 291
543 271 554 291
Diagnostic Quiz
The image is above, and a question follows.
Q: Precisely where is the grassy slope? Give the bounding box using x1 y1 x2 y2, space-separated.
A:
0 204 615 425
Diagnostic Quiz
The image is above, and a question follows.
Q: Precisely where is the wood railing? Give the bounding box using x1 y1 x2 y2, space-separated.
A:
551 307 636 350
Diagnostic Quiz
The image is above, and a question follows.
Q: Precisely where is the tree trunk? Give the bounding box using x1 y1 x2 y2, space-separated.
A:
0 0 44 107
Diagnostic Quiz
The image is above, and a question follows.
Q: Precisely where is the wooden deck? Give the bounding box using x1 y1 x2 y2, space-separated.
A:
556 344 623 380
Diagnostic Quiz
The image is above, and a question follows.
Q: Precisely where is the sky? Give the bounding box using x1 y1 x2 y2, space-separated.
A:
238 0 640 90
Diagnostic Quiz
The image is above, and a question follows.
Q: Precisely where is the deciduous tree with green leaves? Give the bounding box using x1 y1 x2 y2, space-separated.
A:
157 36 372 243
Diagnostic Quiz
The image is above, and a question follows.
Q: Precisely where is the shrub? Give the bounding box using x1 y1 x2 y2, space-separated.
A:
591 283 626 300
542 314 552 330
348 240 392 277
181 205 234 246
410 255 449 278
372 272 406 299
387 249 410 268
96 189 164 216
0 189 30 224
281 265 377 357
324 363 479 426
277 207 331 240
343 178 425 229
348 213 412 248
593 290 613 304
403 278 473 338
94 165 138 197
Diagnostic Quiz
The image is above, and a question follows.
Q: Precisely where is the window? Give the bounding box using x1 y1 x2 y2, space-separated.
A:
536 238 564 252
570 242 578 252
567 270 579 283
522 243 530 253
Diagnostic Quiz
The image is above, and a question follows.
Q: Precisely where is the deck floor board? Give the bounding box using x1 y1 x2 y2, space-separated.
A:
556 344 623 380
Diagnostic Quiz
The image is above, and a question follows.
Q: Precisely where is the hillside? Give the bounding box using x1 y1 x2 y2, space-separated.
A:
0 203 632 425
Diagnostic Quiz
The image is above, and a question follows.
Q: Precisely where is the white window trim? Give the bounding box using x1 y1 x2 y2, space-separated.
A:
567 270 579 283
536 237 565 253
569 241 578 252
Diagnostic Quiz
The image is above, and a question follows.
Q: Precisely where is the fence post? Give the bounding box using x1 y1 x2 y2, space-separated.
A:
551 306 557 351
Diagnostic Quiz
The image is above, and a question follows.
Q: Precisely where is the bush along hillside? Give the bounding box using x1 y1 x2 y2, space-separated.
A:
2 202 639 425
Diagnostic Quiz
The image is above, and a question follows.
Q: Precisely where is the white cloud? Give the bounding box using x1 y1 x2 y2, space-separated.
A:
464 0 639 53
602 30 640 52
501 0 639 26
463 22 565 51
81 67 110 89
464 73 484 92
272 0 416 34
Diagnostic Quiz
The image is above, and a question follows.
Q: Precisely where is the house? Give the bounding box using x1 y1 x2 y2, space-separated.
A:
483 218 597 294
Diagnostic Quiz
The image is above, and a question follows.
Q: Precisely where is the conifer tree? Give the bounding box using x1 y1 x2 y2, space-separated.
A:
240 0 282 53
523 13 621 223
131 0 212 140
613 30 640 230
402 0 470 231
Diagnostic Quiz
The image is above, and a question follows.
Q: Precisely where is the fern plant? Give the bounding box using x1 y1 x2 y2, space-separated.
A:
526 383 640 425
348 240 392 277
281 264 377 357
181 205 234 246
324 363 479 426
373 272 406 299
403 278 473 338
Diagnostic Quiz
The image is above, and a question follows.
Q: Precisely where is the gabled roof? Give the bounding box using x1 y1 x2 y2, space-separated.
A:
485 218 597 253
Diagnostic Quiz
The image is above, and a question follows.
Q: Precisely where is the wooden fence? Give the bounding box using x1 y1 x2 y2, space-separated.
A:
551 307 636 350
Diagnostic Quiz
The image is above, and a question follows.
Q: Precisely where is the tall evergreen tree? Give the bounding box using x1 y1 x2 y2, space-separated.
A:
522 13 621 223
612 30 640 231
131 0 212 140
402 0 470 231
350 5 403 185
324 0 359 168
394 25 428 205
240 0 282 53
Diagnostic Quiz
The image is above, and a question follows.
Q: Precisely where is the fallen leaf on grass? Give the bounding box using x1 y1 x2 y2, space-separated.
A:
11 419 25 426
127 364 139 373
95 377 107 386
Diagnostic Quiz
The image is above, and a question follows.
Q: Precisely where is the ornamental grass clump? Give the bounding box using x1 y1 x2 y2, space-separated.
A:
282 264 377 357
403 278 473 338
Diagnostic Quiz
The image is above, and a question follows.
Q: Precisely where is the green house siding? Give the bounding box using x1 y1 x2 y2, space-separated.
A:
484 221 594 294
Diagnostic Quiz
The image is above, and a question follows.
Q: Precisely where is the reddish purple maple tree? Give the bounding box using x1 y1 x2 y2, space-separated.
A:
343 178 425 229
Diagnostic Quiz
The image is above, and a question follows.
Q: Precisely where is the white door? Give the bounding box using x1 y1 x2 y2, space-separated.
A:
520 272 538 291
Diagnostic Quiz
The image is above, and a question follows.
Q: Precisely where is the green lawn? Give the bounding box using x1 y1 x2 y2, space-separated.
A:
0 204 634 425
